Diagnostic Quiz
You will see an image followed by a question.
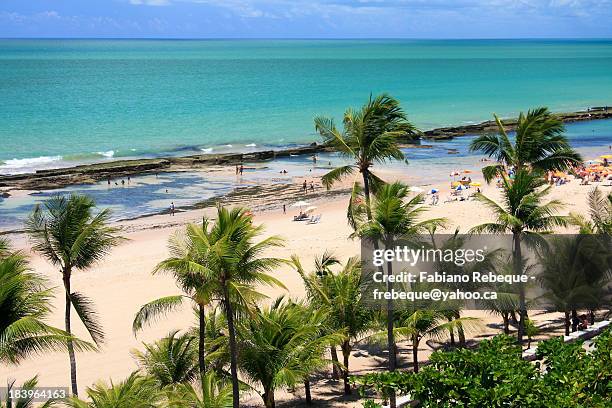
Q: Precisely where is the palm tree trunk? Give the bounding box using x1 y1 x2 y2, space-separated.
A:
263 386 275 408
362 169 373 219
385 252 397 408
198 304 206 379
304 378 312 404
330 347 340 380
447 316 455 346
564 311 570 336
455 311 466 346
412 336 419 373
63 270 78 397
223 285 240 408
341 340 351 395
502 312 510 335
513 232 526 342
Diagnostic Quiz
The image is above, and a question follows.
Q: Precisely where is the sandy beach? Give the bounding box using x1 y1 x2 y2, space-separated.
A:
4 149 610 406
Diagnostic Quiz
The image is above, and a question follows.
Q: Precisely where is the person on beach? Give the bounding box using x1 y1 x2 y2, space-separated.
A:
121 180 125 186
283 204 286 214
236 165 239 175
312 155 317 164
303 180 307 193
170 202 175 216
107 176 111 186
310 181 314 192
127 176 131 184
239 165 244 175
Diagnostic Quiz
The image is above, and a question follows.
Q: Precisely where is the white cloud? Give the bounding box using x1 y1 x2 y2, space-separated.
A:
130 0 172 6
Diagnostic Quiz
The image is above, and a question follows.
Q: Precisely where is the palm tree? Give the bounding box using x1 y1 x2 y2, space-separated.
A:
133 223 222 380
237 297 342 408
64 372 162 408
1 376 56 408
470 170 568 341
314 94 419 215
354 182 446 377
393 310 477 372
166 372 234 408
26 194 123 396
293 255 371 396
0 239 94 366
570 187 612 234
469 107 582 182
132 330 199 389
200 206 286 408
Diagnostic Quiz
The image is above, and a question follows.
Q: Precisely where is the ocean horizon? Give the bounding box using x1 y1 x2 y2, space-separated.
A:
1 38 612 174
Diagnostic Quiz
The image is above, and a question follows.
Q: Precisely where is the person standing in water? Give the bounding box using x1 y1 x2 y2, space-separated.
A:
170 202 175 216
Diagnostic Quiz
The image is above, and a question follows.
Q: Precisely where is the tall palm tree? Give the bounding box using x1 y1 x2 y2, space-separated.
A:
237 297 342 408
0 239 94 366
26 194 123 396
133 223 222 380
314 94 419 215
470 170 568 341
132 330 199 389
293 255 371 396
64 372 162 408
469 107 582 182
201 206 286 408
354 182 446 378
166 372 234 408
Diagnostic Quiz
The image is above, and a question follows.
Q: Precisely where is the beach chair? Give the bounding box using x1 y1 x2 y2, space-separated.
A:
307 214 321 224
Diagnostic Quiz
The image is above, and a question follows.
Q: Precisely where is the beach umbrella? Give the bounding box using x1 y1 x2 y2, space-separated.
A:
600 155 612 159
409 186 425 193
469 182 481 187
463 169 472 174
429 188 439 194
451 181 460 187
305 206 317 213
456 185 466 191
291 200 311 211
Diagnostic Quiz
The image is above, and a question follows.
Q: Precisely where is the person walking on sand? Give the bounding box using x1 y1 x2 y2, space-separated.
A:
239 164 244 175
283 204 286 214
310 181 314 192
302 180 307 193
170 202 175 216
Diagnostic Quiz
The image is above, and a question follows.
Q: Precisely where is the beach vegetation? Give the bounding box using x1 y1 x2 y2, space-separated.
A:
236 296 343 408
293 254 371 396
470 170 568 341
469 107 582 182
314 94 419 218
25 194 124 396
0 238 94 366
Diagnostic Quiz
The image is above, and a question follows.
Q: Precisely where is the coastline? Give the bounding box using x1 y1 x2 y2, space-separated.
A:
1 107 610 191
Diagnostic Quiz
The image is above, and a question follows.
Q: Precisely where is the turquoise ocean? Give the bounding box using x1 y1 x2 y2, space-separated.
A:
1 39 612 174
1 39 612 230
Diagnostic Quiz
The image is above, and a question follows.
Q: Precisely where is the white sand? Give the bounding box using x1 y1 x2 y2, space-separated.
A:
3 158 609 405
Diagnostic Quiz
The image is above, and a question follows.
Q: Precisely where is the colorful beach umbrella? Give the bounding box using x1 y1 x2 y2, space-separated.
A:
469 182 481 187
600 155 612 159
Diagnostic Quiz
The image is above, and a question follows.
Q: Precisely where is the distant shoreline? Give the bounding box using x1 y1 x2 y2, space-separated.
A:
0 107 610 191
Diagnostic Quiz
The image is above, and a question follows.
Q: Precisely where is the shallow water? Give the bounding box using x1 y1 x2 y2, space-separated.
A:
1 39 612 174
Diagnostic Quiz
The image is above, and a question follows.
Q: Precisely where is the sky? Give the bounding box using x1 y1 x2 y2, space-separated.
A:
1 0 611 39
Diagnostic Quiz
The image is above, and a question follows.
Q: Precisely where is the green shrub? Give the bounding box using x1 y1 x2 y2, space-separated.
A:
355 329 612 408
